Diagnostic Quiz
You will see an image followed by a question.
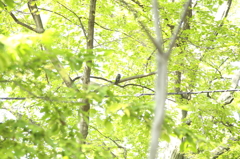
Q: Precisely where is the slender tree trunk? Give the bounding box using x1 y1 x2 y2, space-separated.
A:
170 1 233 158
79 0 97 142
149 0 192 158
170 1 192 158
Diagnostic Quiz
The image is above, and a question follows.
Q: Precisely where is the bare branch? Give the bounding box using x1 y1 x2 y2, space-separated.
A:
90 125 127 158
90 125 126 149
120 72 156 83
130 0 144 9
9 12 38 32
145 49 157 70
72 75 113 83
1 2 38 32
168 89 240 95
122 84 155 92
73 72 156 84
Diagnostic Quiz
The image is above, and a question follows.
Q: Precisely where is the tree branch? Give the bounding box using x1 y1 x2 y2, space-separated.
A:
56 1 87 40
72 75 113 83
9 12 38 33
119 0 162 53
90 125 127 158
120 72 156 83
122 84 154 92
90 125 126 149
73 72 157 84
38 8 73 23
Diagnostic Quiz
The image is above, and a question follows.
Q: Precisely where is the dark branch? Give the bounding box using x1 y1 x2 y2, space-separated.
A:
136 89 240 96
122 84 154 92
73 72 157 84
119 72 156 83
9 12 37 32
90 125 126 149
72 75 113 83
130 0 144 9
169 89 240 95
212 147 230 159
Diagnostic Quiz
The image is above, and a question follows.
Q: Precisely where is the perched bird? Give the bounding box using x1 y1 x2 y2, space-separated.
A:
114 74 121 84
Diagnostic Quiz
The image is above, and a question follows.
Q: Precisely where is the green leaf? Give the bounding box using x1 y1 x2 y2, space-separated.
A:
4 0 15 8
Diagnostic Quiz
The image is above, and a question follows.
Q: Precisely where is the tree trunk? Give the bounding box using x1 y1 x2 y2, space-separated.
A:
149 0 192 158
78 0 97 142
169 1 192 159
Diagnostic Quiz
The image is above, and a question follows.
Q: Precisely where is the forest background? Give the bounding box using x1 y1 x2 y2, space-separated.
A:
0 0 240 158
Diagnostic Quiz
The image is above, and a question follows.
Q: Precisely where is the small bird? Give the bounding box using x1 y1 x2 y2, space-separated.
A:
114 74 121 84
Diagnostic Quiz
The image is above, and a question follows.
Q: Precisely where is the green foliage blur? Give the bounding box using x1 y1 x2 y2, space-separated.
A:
0 0 240 158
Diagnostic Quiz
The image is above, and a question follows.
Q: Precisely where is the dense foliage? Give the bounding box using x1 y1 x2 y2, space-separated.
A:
0 0 240 158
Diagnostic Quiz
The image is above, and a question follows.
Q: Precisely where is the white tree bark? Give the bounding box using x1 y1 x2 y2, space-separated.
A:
149 0 192 158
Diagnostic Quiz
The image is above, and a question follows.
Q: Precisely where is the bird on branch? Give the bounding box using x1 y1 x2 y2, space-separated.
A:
114 74 121 84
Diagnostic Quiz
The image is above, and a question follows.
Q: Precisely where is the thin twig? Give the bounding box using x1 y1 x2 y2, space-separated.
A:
56 1 87 39
119 0 162 52
73 72 157 84
120 72 157 83
90 125 126 149
38 8 72 23
9 12 37 32
122 84 155 92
